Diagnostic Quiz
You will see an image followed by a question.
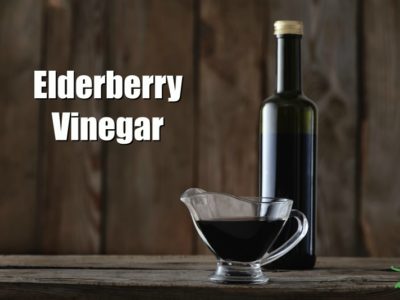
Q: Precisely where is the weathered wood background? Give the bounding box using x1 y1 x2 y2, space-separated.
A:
0 0 398 256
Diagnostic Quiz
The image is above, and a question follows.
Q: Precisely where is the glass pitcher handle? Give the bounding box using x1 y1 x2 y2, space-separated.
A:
261 209 309 266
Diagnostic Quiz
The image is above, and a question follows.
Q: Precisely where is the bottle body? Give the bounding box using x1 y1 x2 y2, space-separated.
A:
260 94 316 269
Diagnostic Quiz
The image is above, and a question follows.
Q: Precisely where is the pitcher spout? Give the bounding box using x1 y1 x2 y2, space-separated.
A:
180 188 207 215
180 188 207 204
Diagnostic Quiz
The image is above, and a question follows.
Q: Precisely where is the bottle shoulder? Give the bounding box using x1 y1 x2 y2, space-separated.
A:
261 93 317 112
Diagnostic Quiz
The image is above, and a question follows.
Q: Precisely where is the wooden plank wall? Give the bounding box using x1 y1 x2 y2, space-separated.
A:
0 0 42 253
105 0 194 254
39 0 106 254
0 0 398 256
361 0 400 256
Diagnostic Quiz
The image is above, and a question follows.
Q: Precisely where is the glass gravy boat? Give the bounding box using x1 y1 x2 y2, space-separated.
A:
181 188 308 284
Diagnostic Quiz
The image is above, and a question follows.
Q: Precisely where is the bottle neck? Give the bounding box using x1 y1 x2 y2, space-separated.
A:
276 35 302 95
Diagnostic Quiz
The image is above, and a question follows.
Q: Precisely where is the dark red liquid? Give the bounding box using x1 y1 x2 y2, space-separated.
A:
260 131 316 269
197 218 285 262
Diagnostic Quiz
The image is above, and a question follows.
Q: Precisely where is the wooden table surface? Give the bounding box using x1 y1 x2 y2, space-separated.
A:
0 256 399 299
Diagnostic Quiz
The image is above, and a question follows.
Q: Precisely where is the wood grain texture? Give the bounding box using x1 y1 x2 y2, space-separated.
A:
197 0 264 253
0 256 398 299
265 0 359 255
105 0 194 254
0 255 396 270
361 0 400 256
38 0 106 253
0 255 215 269
0 0 42 252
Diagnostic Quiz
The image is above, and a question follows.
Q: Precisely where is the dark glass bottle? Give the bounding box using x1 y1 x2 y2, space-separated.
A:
260 21 317 269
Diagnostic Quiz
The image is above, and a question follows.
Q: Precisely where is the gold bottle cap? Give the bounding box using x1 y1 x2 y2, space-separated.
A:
274 20 303 35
